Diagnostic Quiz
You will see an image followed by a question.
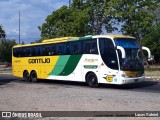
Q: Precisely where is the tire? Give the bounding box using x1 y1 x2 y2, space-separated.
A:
86 73 98 88
30 71 38 83
23 71 30 82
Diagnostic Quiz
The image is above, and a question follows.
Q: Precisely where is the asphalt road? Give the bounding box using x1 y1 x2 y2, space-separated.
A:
0 74 160 120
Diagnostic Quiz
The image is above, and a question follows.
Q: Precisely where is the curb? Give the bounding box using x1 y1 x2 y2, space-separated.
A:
0 73 12 75
145 76 160 81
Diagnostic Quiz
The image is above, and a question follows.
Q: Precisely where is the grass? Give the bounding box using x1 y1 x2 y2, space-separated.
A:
145 71 160 76
144 65 160 76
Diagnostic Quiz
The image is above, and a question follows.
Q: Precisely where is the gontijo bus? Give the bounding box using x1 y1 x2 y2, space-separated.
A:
12 34 151 87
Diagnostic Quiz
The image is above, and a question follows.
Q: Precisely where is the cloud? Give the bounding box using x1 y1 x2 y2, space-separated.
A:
0 0 68 43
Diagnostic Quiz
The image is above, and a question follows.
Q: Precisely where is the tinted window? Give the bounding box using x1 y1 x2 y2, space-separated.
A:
115 38 139 48
50 45 56 55
68 41 82 54
54 43 67 55
13 48 20 57
99 38 118 70
82 39 98 54
24 48 32 57
43 45 51 56
35 46 43 56
13 39 98 57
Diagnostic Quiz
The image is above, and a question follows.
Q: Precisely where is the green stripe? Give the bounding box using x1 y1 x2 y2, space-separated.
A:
68 37 79 42
59 54 82 76
68 36 92 42
49 55 70 75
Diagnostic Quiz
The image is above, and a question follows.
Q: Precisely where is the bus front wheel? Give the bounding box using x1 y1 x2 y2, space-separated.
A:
23 70 30 82
30 71 38 83
86 73 98 88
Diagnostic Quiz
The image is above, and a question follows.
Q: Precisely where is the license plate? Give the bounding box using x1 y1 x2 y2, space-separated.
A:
106 76 113 82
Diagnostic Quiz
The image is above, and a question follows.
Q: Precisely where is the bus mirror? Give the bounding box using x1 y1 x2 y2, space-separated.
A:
142 46 151 59
117 46 126 59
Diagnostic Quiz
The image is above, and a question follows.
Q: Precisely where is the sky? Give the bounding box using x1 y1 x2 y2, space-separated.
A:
0 0 68 43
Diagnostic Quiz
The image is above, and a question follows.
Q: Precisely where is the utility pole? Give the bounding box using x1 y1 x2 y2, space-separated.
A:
19 10 21 44
69 0 71 8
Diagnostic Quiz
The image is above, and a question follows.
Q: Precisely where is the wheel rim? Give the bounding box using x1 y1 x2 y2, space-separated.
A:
90 77 96 84
31 72 37 82
31 74 36 80
24 71 30 81
87 73 98 87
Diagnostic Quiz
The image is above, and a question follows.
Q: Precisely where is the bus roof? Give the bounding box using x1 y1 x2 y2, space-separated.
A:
13 34 135 48
92 34 135 39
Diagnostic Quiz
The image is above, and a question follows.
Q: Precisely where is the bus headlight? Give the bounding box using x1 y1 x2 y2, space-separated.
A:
121 73 129 78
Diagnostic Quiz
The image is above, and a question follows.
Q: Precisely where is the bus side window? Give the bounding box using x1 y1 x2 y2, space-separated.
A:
13 48 20 57
51 44 56 55
73 42 81 54
66 43 70 55
62 43 67 55
43 45 51 56
58 46 62 54
13 48 16 57
40 46 43 56
55 43 67 55
21 48 25 57
55 44 58 55
73 43 78 54
82 41 91 54
24 48 31 57
55 44 63 55
35 46 39 56
67 41 81 55
31 47 36 56
77 41 82 54
69 42 74 54
35 46 43 56
90 41 98 54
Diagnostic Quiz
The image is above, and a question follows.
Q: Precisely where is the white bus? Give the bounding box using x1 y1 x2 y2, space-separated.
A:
12 34 151 87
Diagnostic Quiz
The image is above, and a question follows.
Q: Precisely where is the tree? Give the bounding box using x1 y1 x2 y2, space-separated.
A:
38 0 160 64
106 0 159 64
0 39 16 63
142 21 160 63
38 6 90 39
72 0 114 34
107 0 159 40
0 25 6 40
141 2 160 64
38 0 115 39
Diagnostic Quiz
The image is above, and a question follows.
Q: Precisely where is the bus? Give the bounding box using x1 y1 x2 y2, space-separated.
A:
12 34 151 87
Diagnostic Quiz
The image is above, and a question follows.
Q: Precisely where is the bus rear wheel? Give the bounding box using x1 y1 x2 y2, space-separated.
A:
23 70 30 82
30 71 38 83
86 73 98 88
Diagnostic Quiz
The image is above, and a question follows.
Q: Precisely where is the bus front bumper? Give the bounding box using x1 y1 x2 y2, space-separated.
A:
120 76 145 84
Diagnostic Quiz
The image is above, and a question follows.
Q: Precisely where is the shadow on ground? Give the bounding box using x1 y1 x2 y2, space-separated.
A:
0 74 19 86
1 74 159 93
24 79 160 93
99 80 160 93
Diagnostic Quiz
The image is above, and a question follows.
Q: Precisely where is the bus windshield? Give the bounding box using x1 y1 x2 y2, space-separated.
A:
115 38 144 74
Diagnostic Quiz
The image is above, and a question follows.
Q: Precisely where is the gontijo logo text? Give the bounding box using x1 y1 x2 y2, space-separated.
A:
28 58 50 64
